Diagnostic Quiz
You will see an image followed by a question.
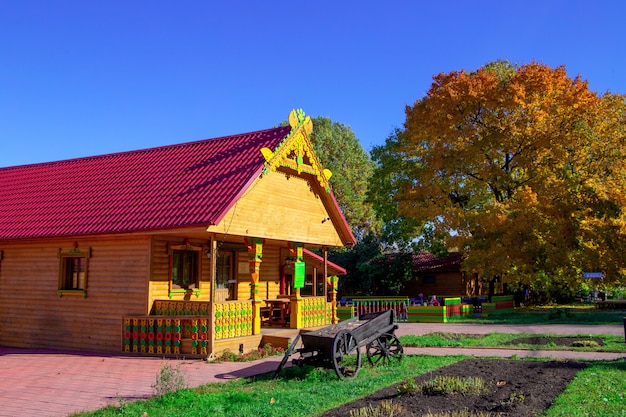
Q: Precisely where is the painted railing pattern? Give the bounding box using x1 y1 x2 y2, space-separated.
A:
214 300 253 340
298 296 332 328
152 300 211 316
349 297 409 322
122 299 254 356
122 316 210 355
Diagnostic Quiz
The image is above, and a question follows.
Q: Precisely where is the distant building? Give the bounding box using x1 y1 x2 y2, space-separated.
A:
403 252 480 297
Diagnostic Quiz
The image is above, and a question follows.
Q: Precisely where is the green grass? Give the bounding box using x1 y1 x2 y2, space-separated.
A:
70 355 463 417
448 305 626 325
542 359 626 417
400 332 626 352
70 356 626 417
71 307 626 417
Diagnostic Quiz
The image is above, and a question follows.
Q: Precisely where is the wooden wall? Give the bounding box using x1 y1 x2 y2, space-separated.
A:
0 234 335 352
148 236 211 308
0 235 151 352
236 244 283 300
404 271 468 298
149 237 286 303
207 172 345 247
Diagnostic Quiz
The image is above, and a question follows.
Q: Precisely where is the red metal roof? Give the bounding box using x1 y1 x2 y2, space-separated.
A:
303 248 347 275
413 252 464 273
0 126 293 239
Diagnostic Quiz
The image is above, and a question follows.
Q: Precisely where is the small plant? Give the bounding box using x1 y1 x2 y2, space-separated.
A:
349 400 404 417
153 363 187 396
501 392 526 406
396 377 418 395
421 376 487 396
573 340 600 348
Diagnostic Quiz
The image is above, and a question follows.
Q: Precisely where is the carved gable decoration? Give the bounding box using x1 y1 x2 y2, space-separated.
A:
261 109 333 192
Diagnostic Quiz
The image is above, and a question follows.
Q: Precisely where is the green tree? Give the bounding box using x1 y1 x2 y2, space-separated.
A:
308 116 379 238
330 233 413 296
370 61 626 293
305 117 417 296
369 128 448 254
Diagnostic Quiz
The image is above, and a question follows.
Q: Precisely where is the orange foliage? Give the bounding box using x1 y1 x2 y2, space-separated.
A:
398 61 626 286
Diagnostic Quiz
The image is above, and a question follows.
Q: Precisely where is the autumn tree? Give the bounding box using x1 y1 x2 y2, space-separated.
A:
370 61 626 293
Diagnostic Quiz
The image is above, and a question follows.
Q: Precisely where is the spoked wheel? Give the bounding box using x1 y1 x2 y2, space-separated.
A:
366 333 403 366
332 330 361 379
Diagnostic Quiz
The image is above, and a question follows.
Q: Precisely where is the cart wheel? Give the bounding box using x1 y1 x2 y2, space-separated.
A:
332 330 361 379
366 333 403 366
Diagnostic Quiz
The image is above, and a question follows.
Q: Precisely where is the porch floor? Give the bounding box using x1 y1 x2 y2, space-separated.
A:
259 325 320 350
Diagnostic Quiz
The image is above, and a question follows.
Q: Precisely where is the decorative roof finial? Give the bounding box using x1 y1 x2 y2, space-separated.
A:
261 109 332 192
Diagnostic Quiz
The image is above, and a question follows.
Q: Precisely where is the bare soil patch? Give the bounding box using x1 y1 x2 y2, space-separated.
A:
320 359 586 417
505 336 604 347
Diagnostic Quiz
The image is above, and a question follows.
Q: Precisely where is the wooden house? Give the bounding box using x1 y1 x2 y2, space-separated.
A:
0 109 355 356
403 252 472 298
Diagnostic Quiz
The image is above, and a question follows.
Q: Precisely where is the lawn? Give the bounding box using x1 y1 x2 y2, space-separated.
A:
70 307 626 417
71 355 626 417
400 332 626 352
72 355 462 417
448 304 626 325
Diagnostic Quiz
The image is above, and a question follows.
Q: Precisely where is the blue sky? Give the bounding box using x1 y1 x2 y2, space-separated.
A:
1 1 624 168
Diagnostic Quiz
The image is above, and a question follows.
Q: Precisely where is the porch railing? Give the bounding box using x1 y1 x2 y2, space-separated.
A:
122 316 211 355
298 296 333 328
123 296 337 356
214 300 253 340
339 297 410 322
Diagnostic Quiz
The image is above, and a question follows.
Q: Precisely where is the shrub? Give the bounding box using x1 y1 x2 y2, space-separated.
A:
153 363 187 396
548 308 573 320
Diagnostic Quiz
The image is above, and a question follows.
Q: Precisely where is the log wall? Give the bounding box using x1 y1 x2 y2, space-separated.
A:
148 236 212 308
0 235 151 351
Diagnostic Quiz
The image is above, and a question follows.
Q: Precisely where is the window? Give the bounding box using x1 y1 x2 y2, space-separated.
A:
216 251 232 289
168 240 202 297
216 251 235 300
58 244 91 297
171 250 198 289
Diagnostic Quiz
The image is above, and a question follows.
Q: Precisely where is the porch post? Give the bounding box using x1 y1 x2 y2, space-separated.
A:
288 242 304 329
323 247 328 297
328 275 339 324
245 237 264 334
208 236 217 355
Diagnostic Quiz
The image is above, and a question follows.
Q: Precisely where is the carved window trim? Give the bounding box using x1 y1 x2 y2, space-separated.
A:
167 239 203 298
58 243 91 298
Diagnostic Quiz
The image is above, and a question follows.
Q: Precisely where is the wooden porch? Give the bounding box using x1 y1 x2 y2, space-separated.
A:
122 298 335 358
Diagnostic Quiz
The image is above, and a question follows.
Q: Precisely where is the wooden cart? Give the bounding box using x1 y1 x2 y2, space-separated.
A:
274 309 403 379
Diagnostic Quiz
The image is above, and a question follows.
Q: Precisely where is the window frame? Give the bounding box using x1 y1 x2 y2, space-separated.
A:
216 250 236 300
167 241 203 298
57 244 91 298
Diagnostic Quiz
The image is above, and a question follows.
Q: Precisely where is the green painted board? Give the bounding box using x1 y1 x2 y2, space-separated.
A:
293 261 305 288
